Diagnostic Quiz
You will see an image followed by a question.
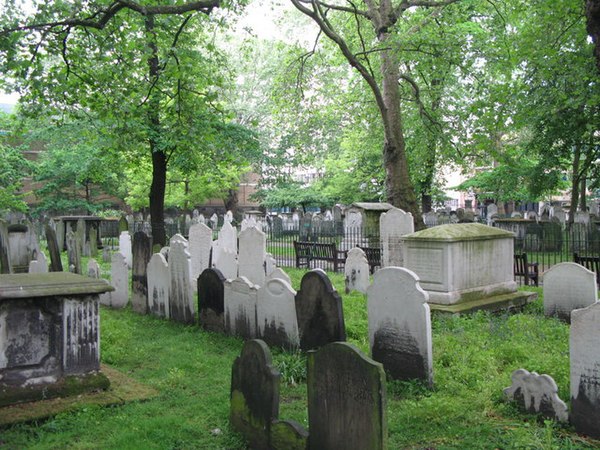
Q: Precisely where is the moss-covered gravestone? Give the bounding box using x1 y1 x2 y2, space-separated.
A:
198 267 226 333
230 339 280 450
132 231 152 314
307 342 387 450
45 224 63 272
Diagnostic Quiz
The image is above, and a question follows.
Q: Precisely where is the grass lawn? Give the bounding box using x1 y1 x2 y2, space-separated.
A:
1 267 598 449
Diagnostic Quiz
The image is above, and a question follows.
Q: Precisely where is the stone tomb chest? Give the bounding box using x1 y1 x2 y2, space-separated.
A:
402 223 533 311
0 272 113 406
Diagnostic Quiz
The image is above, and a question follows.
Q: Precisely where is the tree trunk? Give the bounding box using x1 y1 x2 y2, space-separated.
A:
224 188 239 216
568 144 581 227
580 176 587 212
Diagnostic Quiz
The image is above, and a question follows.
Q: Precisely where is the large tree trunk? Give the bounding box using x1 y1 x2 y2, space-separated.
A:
568 144 581 228
224 188 239 217
587 0 600 73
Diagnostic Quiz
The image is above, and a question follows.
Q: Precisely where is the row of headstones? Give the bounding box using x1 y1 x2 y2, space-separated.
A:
230 339 387 450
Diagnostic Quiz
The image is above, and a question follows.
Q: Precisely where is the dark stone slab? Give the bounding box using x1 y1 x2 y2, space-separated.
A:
271 419 308 450
307 342 387 450
230 339 280 450
198 268 226 333
45 224 63 272
0 219 11 274
295 270 346 351
0 273 113 299
131 231 152 314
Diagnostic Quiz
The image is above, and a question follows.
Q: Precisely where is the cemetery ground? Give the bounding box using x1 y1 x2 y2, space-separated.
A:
1 264 599 449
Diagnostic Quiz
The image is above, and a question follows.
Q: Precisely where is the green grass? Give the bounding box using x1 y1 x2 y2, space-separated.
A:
1 268 598 449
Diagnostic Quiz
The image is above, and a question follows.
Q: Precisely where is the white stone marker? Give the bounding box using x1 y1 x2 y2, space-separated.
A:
544 262 598 322
119 231 132 269
213 243 238 280
189 222 213 287
265 253 276 276
109 252 129 308
147 252 170 319
257 278 299 349
380 207 414 267
224 276 259 339
367 266 432 386
28 251 48 273
218 220 238 254
238 226 267 287
169 234 195 324
266 267 292 285
344 247 370 294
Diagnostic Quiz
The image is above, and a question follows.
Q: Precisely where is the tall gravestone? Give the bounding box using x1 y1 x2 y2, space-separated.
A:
225 277 259 339
119 231 132 269
380 207 414 267
230 339 280 450
238 226 267 287
570 302 600 439
295 270 346 351
76 218 87 256
89 225 98 258
66 230 81 274
344 247 370 294
0 219 10 274
544 263 598 322
169 234 195 324
45 224 63 272
198 268 226 333
56 219 65 252
367 267 433 385
28 251 49 274
257 278 299 349
131 231 152 314
147 252 170 318
307 342 387 450
108 252 129 308
189 222 213 289
213 243 238 280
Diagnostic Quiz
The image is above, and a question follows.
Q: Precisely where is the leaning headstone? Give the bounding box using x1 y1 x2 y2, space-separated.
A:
230 339 280 450
543 263 598 322
45 224 63 272
224 276 259 339
238 226 267 287
132 231 152 314
66 230 81 274
0 219 11 274
56 219 65 251
189 222 213 289
169 234 195 324
504 369 568 422
295 270 346 351
367 267 432 386
147 252 170 318
119 231 132 268
570 302 600 439
380 207 413 267
307 342 387 450
109 252 129 308
76 218 87 256
198 268 226 333
257 278 299 349
28 250 49 274
344 247 370 294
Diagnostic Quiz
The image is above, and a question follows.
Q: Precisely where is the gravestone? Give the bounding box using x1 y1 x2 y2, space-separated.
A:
487 203 498 218
423 211 438 227
119 231 132 268
307 342 387 450
272 216 284 238
8 224 36 273
543 263 598 322
147 252 170 318
265 253 276 277
66 230 81 274
257 278 299 349
367 267 432 385
218 220 238 254
118 216 129 233
270 420 309 450
267 267 292 285
56 219 65 252
230 339 280 450
504 369 568 422
212 242 238 280
109 252 129 308
28 251 49 274
169 234 195 324
189 222 213 288
380 207 414 267
210 213 218 230
0 220 10 274
224 277 259 339
570 302 600 439
344 247 370 294
238 226 267 287
295 270 346 351
132 231 152 314
225 210 234 224
45 224 63 272
102 247 111 263
198 268 226 333
87 258 101 278
89 225 98 258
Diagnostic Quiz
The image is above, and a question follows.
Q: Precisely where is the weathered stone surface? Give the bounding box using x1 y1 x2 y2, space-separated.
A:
87 258 101 278
45 224 63 272
257 278 299 349
230 339 280 450
219 220 237 253
295 270 346 351
198 268 226 333
380 207 413 267
270 420 308 450
131 231 152 314
147 253 170 319
504 369 568 422
307 342 387 450
543 263 598 322
267 267 292 285
225 277 258 339
189 222 213 290
344 247 370 294
570 302 600 439
66 230 81 274
76 218 87 256
367 267 433 386
168 234 195 324
238 226 267 287
119 231 132 269
212 241 238 280
28 251 48 274
109 252 129 308
0 219 11 274
118 216 129 233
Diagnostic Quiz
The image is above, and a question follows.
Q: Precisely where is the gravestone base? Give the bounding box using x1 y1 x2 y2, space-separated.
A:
429 290 537 315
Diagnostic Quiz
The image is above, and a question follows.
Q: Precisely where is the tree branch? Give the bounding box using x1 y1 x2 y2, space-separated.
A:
296 0 370 18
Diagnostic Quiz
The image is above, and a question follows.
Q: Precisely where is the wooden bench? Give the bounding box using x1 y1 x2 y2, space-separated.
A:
514 252 539 286
573 253 600 286
358 246 381 274
293 241 347 272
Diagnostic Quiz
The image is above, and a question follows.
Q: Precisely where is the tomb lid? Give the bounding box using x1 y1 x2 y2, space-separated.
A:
403 223 513 242
0 273 114 299
351 202 394 211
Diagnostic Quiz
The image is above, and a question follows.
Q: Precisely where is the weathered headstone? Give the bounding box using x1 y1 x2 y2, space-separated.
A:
570 302 600 439
0 219 11 274
189 222 213 289
265 253 276 277
89 225 98 258
224 277 259 339
147 252 170 318
543 263 598 322
367 267 432 385
198 267 226 333
56 219 65 252
87 258 101 278
270 420 309 450
230 339 280 450
212 243 238 280
102 247 111 263
168 234 195 324
504 369 568 422
380 207 413 267
119 231 132 268
28 251 49 274
132 231 152 314
295 270 346 351
45 224 63 272
66 230 81 274
238 226 267 287
344 247 370 294
109 252 129 308
118 215 129 233
218 220 238 254
307 342 387 450
257 278 299 349
267 267 292 285
210 213 218 230
76 218 87 256
225 210 234 224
